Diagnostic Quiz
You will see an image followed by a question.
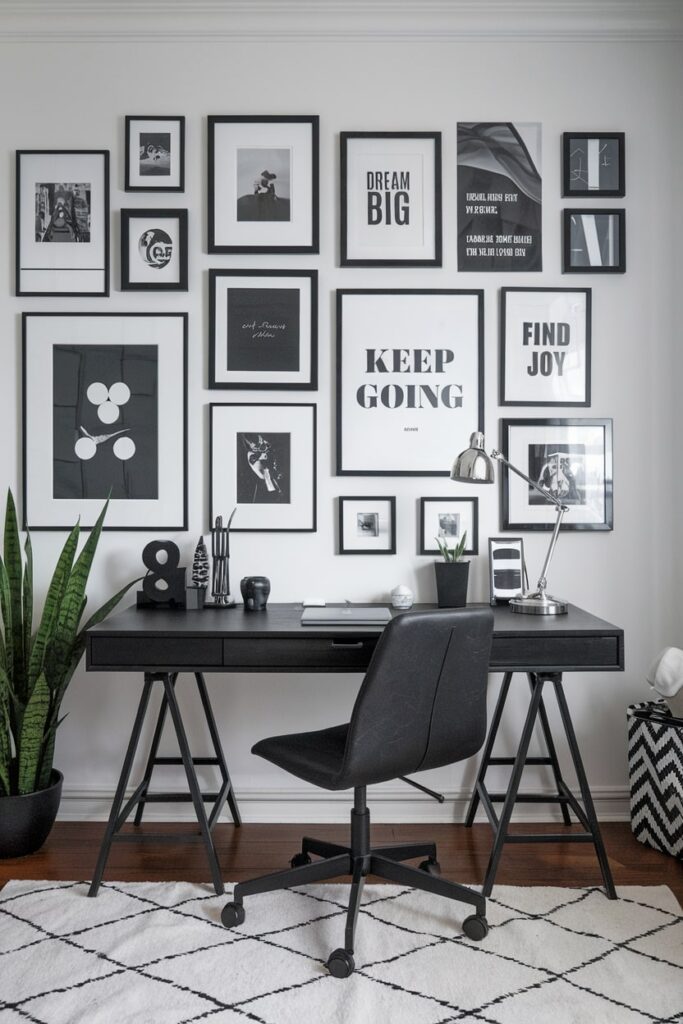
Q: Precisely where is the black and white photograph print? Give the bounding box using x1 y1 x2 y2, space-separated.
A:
121 209 188 291
339 497 396 555
236 432 291 504
35 182 91 242
563 209 625 273
562 132 625 198
419 497 478 556
527 444 586 506
125 117 185 192
236 148 291 222
139 132 171 176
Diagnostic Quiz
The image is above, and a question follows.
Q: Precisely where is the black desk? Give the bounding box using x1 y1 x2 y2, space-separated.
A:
86 603 624 898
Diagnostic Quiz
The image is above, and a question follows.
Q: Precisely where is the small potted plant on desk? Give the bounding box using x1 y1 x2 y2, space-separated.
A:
434 531 470 608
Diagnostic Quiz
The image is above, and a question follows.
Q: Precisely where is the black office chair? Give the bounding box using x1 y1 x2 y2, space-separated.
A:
221 607 494 977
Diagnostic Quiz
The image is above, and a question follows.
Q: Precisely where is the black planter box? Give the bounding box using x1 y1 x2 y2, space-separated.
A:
434 561 470 608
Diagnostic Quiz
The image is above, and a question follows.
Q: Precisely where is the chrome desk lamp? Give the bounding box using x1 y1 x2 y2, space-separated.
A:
451 431 568 616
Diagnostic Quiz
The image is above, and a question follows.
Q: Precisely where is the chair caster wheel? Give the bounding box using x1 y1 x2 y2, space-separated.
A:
290 852 312 868
221 902 245 928
325 948 355 978
463 914 488 941
419 858 441 876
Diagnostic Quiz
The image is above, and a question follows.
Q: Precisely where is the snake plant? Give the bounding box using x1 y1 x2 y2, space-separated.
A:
435 530 468 563
0 491 137 797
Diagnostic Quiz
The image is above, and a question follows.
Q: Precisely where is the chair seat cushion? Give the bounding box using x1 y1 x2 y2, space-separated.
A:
252 723 350 790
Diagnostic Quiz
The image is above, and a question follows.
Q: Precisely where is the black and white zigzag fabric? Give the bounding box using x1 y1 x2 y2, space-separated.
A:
628 700 683 860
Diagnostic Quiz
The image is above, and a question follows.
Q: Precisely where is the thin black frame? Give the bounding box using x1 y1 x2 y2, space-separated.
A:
124 116 185 193
209 402 317 533
562 132 625 198
22 312 188 532
488 536 525 606
208 269 318 390
500 287 592 407
121 208 188 291
16 150 110 297
338 496 396 555
500 417 613 532
207 115 320 254
562 208 626 274
340 131 442 267
418 496 479 555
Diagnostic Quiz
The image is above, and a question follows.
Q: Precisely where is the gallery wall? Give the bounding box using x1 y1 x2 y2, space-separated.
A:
1 0 681 822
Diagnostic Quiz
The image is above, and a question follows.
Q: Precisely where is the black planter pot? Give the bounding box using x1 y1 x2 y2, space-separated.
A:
0 770 63 858
434 561 470 608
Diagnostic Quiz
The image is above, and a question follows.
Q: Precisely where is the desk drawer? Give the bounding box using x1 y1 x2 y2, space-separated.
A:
223 637 377 670
491 635 621 671
89 637 223 669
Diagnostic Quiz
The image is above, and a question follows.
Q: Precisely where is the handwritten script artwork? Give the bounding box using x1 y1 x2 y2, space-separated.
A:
227 287 300 372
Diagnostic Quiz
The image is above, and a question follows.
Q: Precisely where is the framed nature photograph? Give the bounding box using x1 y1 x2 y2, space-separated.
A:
340 132 441 266
210 403 316 532
563 208 625 273
500 287 591 406
125 116 185 192
338 496 396 555
336 289 484 476
23 313 187 531
208 115 319 254
121 209 188 291
501 418 613 531
209 269 317 389
419 496 478 556
562 132 625 198
16 150 109 296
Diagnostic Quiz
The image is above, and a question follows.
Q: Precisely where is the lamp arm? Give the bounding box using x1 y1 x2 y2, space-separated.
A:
536 504 566 594
490 449 566 509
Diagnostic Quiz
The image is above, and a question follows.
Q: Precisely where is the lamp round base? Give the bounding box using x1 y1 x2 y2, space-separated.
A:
509 593 568 616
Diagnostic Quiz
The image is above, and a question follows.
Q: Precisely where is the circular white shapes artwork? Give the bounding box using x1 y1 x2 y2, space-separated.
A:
74 381 136 462
138 228 173 269
113 436 136 461
74 437 97 460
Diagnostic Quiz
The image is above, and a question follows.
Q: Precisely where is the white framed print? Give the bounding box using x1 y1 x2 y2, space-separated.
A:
338 496 396 554
125 116 185 192
121 209 188 291
418 496 478 556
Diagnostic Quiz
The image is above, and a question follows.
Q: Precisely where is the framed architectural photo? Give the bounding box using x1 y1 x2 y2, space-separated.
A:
340 132 441 266
501 418 613 531
16 150 109 296
489 537 525 605
23 313 187 531
563 209 625 274
562 132 625 198
208 115 319 254
338 496 396 554
121 209 188 291
209 269 317 390
336 289 484 476
500 288 591 406
125 116 185 192
210 403 316 532
418 496 478 555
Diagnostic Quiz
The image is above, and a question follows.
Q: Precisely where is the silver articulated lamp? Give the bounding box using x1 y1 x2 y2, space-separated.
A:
451 431 568 616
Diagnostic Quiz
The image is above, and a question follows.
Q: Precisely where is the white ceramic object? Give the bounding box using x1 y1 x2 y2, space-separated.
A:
391 584 414 610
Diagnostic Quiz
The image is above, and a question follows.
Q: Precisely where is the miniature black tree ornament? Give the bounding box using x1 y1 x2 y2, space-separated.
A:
192 536 210 589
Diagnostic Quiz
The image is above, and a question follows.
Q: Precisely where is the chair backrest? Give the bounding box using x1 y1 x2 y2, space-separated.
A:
338 607 493 789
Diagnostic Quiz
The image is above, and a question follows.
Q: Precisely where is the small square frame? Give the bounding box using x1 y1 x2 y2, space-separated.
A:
562 132 625 198
121 209 188 291
338 496 396 554
563 208 625 274
125 116 185 192
418 496 478 556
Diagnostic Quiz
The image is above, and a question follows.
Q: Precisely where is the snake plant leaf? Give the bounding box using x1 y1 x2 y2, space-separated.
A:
36 721 56 791
27 521 79 693
23 531 33 676
3 491 26 705
0 667 10 796
18 671 50 794
0 556 13 678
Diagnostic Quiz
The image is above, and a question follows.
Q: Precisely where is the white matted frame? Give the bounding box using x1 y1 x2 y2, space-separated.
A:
121 209 188 291
418 496 478 555
338 496 396 555
125 116 185 192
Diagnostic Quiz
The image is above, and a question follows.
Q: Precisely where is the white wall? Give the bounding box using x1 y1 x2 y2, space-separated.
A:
1 1 681 823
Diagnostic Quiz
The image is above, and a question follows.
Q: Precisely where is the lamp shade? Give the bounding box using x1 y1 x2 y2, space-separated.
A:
450 432 495 484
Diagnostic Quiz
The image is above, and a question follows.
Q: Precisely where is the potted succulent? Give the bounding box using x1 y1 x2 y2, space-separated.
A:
434 531 470 608
0 491 136 858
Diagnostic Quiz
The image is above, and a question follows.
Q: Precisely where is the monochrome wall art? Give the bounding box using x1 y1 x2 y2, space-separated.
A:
500 288 591 406
16 150 109 296
125 116 185 192
488 537 526 605
563 209 625 273
209 269 317 389
562 132 625 198
418 496 478 555
338 496 396 554
340 132 441 266
23 313 187 530
208 115 319 253
121 209 188 291
336 290 484 475
210 403 316 531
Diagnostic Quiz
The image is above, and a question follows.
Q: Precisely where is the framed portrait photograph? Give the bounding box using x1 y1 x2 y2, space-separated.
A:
23 313 187 531
500 287 591 406
488 537 525 605
418 496 478 556
338 496 396 555
209 269 317 390
210 403 316 532
340 132 441 266
16 150 109 296
563 209 625 274
336 289 484 476
121 209 188 291
562 132 625 198
125 116 185 192
500 418 613 532
208 115 319 254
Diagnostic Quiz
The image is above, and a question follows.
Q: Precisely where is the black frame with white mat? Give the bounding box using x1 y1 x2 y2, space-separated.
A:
121 209 188 291
125 116 185 192
418 496 478 556
338 496 396 555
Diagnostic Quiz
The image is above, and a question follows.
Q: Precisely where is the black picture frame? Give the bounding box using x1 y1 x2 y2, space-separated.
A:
338 496 396 555
121 209 188 291
208 269 318 390
125 116 185 192
488 537 526 605
340 131 442 267
418 497 479 555
563 208 626 274
562 132 625 198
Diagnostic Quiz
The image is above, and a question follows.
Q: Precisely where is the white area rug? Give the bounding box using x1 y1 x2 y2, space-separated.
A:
0 881 681 1024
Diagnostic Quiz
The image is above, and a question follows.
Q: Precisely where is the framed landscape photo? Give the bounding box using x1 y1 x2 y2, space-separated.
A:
500 288 591 406
338 496 396 555
121 209 188 291
125 116 185 192
340 132 441 266
210 403 316 532
23 313 187 531
563 209 625 274
562 132 625 198
336 289 484 476
208 115 319 254
209 269 317 390
500 418 613 532
419 496 478 555
16 150 109 296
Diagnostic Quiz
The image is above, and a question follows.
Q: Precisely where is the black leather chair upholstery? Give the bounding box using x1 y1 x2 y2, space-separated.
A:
221 607 494 977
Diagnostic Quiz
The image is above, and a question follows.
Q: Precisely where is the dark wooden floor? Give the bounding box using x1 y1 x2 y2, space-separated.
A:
1 822 681 903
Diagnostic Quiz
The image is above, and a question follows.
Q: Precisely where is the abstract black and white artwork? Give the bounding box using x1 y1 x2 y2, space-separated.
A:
418 497 478 556
562 133 625 197
236 148 291 222
563 209 625 274
338 496 396 554
236 432 291 504
35 183 91 242
139 133 171 177
125 117 185 192
121 209 188 290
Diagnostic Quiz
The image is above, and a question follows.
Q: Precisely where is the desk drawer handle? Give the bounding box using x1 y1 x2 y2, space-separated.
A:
331 641 365 649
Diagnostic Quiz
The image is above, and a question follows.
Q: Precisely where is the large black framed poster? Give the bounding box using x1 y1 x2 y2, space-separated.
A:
336 290 484 476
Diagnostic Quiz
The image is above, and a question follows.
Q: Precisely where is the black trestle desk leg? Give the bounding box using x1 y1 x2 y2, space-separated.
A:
465 672 513 827
195 672 241 828
133 674 177 826
528 673 572 827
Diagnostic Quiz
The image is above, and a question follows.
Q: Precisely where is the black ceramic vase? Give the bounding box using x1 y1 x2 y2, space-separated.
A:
240 576 271 611
434 562 470 608
0 770 63 858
